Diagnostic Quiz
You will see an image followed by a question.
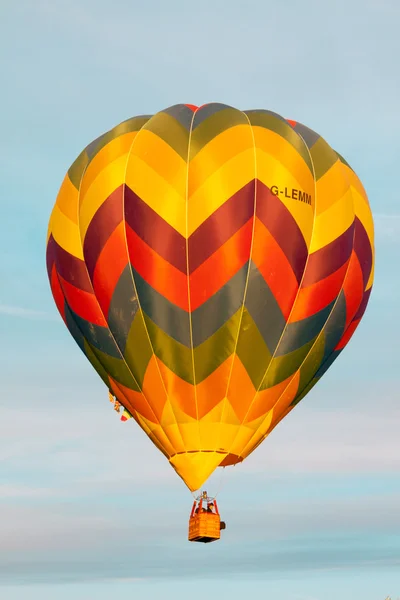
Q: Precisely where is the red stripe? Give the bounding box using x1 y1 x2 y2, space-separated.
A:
126 225 189 311
92 222 129 316
290 261 349 322
252 218 298 320
342 252 364 329
335 319 360 351
190 219 253 311
58 274 107 326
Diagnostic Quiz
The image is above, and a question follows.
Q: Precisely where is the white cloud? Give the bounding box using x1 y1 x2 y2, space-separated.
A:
0 305 57 321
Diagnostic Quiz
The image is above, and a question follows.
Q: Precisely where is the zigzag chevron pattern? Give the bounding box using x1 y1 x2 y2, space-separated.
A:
46 104 375 491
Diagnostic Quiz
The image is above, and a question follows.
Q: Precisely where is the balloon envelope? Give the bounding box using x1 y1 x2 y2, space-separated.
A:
46 104 374 491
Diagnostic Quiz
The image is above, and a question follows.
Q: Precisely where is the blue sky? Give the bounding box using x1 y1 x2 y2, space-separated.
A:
1 0 399 598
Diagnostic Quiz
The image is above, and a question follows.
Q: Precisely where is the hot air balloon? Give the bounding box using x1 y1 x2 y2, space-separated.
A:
46 103 374 542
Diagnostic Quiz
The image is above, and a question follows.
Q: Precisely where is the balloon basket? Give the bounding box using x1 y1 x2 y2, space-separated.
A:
188 491 226 543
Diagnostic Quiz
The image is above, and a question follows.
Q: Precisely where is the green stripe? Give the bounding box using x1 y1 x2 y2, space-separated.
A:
144 314 194 384
261 337 317 390
67 149 89 189
245 110 314 174
290 376 319 407
141 310 243 384
142 112 190 160
236 308 272 389
84 340 112 387
124 311 153 386
194 309 242 382
85 340 141 391
309 137 339 180
335 150 352 170
297 331 326 392
189 107 250 160
88 116 151 159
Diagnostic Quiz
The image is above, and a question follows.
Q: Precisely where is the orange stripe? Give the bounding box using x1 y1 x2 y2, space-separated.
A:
196 356 233 418
252 218 298 320
109 376 159 424
126 225 189 311
245 375 294 423
226 355 256 422
92 222 129 316
290 261 349 322
58 274 106 326
190 219 253 311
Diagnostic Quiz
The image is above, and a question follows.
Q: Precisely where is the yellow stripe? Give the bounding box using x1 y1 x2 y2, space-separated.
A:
342 163 369 204
55 175 79 224
252 126 314 192
129 129 187 192
315 160 350 215
79 133 137 197
188 148 255 236
188 124 254 195
79 154 128 239
231 411 274 457
46 205 56 242
125 154 187 235
169 451 226 492
136 416 175 457
257 149 314 248
352 186 375 247
51 205 83 259
309 188 355 253
366 260 374 290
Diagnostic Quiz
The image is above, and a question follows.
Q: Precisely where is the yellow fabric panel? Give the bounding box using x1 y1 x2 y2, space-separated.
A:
234 410 274 456
188 124 254 195
197 422 222 449
170 451 228 492
341 163 369 203
79 132 137 196
135 415 175 457
240 372 300 459
229 423 263 456
252 126 314 192
309 188 355 253
217 422 244 450
50 204 83 259
125 154 187 235
256 149 315 247
219 398 242 427
55 175 79 223
46 205 57 242
168 399 198 425
199 400 224 423
79 154 129 238
160 400 185 428
187 148 255 236
314 160 350 215
163 424 187 453
366 262 374 291
127 129 187 194
352 186 375 248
